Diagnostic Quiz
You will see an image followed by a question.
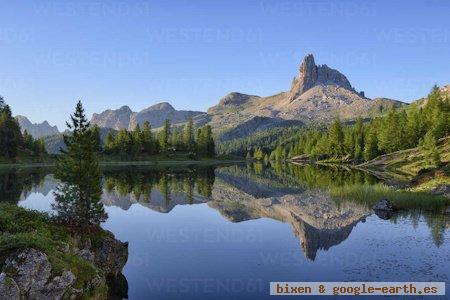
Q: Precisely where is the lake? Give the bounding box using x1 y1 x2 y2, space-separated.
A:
3 163 449 299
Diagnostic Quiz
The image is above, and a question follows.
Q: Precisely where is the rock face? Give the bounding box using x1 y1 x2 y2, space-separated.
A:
90 102 204 131
90 105 133 130
128 102 203 130
0 234 128 299
205 54 406 141
0 249 76 300
92 234 129 277
288 54 354 101
15 116 59 138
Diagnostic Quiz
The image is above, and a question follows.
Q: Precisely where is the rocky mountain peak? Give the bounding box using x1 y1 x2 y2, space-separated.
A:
288 54 354 101
145 102 175 112
15 115 59 138
218 92 260 107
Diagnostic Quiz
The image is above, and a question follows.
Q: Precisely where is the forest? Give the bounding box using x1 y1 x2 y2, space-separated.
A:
248 86 449 164
101 118 216 158
0 96 47 160
0 96 216 161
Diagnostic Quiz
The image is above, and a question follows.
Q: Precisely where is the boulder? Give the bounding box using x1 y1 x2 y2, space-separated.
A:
93 233 129 277
0 272 20 300
431 185 450 197
373 198 394 211
1 249 76 300
373 198 395 220
3 249 51 294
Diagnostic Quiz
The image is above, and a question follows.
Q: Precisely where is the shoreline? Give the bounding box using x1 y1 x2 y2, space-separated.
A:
0 159 246 169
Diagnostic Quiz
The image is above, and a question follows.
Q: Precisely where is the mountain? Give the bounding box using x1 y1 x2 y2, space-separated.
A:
91 102 204 130
206 54 406 139
15 116 59 138
90 106 133 131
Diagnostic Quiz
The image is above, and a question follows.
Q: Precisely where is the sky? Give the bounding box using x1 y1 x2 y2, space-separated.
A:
1 0 449 129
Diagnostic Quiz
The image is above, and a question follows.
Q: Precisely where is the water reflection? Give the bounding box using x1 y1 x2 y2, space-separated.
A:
0 167 48 203
4 164 449 260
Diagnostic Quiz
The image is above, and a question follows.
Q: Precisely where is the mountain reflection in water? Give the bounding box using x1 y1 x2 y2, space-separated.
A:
5 163 448 261
2 164 449 299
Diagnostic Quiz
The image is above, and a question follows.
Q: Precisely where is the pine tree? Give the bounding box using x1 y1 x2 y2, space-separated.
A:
364 126 378 161
183 118 195 151
132 124 142 155
159 119 171 151
421 131 441 167
54 101 106 230
141 121 155 154
253 148 264 160
104 132 116 154
246 151 252 160
328 118 344 157
0 103 23 158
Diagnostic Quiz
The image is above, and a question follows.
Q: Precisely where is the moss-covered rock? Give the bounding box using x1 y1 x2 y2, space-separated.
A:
0 204 128 299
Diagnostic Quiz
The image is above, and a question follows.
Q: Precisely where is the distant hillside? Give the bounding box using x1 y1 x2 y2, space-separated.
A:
15 116 59 138
43 127 116 154
91 102 204 131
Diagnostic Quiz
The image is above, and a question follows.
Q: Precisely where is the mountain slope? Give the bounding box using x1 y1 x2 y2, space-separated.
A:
128 102 204 130
90 106 133 130
91 102 204 130
15 116 59 138
206 54 406 137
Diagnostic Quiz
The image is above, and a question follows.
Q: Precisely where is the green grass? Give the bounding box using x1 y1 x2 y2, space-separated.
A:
329 183 450 211
0 203 107 296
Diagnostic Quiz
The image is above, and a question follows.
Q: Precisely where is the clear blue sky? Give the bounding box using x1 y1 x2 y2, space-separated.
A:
1 0 449 129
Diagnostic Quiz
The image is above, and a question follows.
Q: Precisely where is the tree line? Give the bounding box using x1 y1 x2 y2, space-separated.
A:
103 118 216 158
250 86 449 165
0 96 47 159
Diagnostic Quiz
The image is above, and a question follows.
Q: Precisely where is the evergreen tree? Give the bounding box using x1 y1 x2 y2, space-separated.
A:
0 103 23 158
183 118 195 151
159 119 171 151
141 121 155 154
364 126 378 161
328 118 344 157
104 132 116 154
132 124 142 155
421 131 441 167
246 151 252 160
253 148 264 160
54 101 106 230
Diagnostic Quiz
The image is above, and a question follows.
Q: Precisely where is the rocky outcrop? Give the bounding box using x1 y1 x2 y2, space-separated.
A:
128 102 204 130
90 105 133 130
288 54 355 101
15 116 59 138
0 249 77 300
205 54 406 142
0 233 128 299
373 198 395 220
90 102 204 131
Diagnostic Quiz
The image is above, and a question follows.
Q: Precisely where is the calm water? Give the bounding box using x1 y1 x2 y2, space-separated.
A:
2 164 450 299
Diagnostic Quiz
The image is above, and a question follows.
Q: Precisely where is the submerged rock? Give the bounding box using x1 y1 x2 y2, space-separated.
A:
373 198 394 211
373 198 395 220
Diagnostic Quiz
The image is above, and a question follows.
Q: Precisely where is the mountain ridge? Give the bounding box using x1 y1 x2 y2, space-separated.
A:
15 115 59 138
90 102 205 131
